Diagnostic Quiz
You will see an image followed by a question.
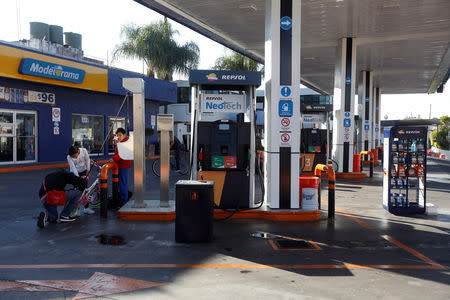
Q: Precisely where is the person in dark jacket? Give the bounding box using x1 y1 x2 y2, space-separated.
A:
170 135 182 171
37 170 87 228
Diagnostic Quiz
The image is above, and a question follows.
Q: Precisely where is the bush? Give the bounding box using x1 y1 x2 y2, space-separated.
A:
430 115 449 150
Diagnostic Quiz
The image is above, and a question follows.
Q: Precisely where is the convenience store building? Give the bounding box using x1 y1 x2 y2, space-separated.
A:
0 41 176 165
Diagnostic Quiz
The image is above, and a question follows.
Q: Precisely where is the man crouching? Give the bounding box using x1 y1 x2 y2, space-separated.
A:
37 170 87 228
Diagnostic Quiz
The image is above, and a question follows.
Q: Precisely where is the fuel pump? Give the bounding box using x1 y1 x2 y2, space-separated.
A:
189 70 261 210
197 119 250 208
300 104 332 173
300 128 327 172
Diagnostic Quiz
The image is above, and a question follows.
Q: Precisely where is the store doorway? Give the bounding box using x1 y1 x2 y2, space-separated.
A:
0 109 37 164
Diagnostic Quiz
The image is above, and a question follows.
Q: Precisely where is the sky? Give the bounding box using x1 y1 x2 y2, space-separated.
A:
0 0 449 120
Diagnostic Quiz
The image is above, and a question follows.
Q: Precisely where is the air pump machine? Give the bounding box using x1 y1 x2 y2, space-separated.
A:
189 70 261 209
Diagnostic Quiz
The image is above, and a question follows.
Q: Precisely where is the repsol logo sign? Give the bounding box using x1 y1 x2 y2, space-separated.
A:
205 101 242 111
205 96 224 101
221 74 246 80
19 58 86 84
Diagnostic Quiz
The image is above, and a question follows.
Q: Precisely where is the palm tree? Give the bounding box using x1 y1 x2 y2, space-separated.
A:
114 18 200 81
213 51 261 72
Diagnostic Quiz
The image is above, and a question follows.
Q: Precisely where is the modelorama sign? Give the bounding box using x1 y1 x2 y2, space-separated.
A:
19 58 86 84
200 94 245 113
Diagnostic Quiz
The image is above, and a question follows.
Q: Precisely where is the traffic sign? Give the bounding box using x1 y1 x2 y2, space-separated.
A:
280 16 292 30
281 86 291 97
52 107 61 122
344 118 351 127
345 77 351 84
281 133 290 143
364 125 370 130
281 117 290 128
344 112 350 118
53 121 59 127
279 100 293 117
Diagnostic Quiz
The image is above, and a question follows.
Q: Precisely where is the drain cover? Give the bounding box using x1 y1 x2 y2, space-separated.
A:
96 234 126 245
274 239 314 249
251 232 277 239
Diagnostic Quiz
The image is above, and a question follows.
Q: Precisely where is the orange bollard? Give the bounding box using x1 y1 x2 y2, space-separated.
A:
314 164 336 219
100 162 119 218
360 151 373 177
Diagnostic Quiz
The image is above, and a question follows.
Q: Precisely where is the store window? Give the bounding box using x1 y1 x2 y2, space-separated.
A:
16 113 36 161
72 114 104 155
0 110 36 164
107 117 127 154
0 111 13 163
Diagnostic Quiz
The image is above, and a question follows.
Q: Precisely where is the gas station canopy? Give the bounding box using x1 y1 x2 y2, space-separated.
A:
135 0 450 95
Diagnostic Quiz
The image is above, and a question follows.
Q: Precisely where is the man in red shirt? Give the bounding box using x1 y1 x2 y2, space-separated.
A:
110 128 131 207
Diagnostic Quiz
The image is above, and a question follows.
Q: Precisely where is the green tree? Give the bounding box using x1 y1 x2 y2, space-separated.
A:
213 51 261 72
114 18 199 81
430 115 449 150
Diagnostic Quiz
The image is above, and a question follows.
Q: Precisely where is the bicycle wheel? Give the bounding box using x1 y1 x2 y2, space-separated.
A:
89 187 101 208
152 158 161 177
330 158 339 172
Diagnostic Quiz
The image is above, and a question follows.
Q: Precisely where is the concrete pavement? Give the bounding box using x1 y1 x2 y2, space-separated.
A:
0 158 448 299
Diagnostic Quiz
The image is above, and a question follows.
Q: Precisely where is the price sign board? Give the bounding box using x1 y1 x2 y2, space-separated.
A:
28 91 55 104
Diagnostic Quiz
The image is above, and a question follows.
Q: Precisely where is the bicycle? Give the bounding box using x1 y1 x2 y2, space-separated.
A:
69 160 103 217
151 150 189 177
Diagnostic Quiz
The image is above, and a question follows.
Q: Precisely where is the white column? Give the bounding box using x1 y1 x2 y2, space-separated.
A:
264 0 301 209
374 87 381 147
357 71 373 156
122 78 146 208
332 38 357 173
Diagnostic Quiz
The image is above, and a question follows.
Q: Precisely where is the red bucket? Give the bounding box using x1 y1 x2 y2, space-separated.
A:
372 149 378 161
353 154 361 172
299 176 320 209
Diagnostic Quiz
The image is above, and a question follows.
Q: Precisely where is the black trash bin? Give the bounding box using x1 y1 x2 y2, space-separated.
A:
175 180 214 243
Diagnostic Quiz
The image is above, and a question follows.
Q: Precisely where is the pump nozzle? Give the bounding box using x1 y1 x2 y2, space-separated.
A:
199 147 203 161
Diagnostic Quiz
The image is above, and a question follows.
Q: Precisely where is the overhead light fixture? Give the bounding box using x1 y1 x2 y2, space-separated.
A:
239 4 258 11
383 1 400 8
